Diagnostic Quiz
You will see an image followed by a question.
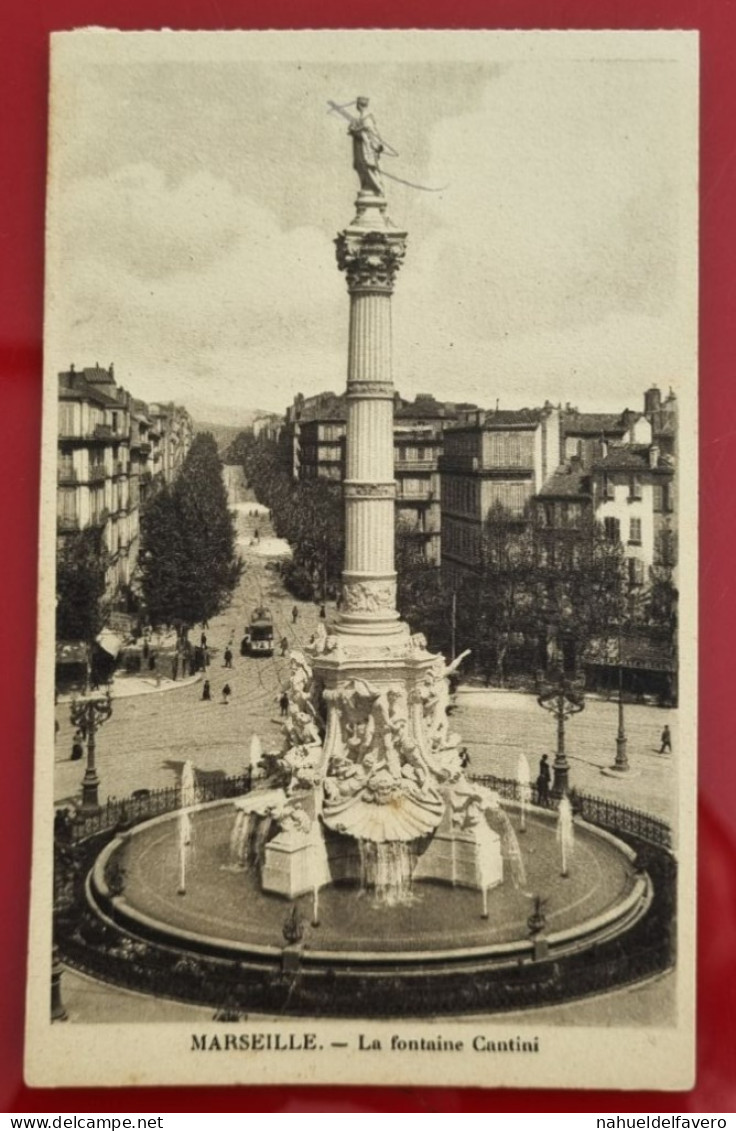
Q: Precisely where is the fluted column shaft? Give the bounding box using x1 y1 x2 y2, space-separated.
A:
335 220 407 634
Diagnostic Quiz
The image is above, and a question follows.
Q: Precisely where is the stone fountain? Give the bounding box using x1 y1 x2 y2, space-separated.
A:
231 97 506 908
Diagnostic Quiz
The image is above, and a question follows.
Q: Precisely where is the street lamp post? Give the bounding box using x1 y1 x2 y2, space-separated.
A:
537 671 585 797
69 691 113 814
612 627 629 772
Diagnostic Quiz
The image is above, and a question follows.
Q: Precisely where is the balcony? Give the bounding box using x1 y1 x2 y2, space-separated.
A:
395 458 436 472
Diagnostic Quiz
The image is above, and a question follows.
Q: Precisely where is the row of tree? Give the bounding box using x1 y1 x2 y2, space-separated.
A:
227 432 344 600
398 503 677 685
137 433 242 632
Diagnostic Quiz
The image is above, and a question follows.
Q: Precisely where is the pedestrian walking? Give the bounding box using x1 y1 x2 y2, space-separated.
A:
537 754 551 806
200 631 207 648
659 725 672 754
279 690 290 717
292 606 299 624
222 683 232 705
202 680 211 701
71 731 84 761
224 646 233 669
459 746 471 769
280 636 289 656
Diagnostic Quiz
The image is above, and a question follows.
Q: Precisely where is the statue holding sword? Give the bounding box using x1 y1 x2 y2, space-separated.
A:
327 97 447 196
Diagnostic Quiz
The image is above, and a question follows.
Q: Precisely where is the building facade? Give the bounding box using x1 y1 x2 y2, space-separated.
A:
57 364 193 609
285 391 472 566
440 405 560 581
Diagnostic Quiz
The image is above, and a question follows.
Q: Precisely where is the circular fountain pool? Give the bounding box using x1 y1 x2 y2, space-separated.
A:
89 799 647 967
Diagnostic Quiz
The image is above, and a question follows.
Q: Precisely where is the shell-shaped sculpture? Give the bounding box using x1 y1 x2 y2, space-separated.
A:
322 778 444 843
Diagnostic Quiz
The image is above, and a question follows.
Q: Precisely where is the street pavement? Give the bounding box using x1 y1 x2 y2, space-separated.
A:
55 467 678 831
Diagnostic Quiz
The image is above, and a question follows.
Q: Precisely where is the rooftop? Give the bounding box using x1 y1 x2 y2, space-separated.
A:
594 443 673 472
561 411 629 437
537 463 591 498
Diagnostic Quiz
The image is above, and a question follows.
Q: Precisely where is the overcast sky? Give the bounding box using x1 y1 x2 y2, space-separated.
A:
45 31 698 419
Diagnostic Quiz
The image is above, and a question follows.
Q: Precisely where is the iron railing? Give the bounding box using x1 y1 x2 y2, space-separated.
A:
61 768 671 851
64 772 252 843
468 772 672 849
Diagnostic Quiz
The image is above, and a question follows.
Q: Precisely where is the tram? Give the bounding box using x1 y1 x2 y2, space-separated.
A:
243 606 274 657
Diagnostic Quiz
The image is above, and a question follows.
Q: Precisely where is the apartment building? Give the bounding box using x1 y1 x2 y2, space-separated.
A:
57 364 193 606
440 405 560 581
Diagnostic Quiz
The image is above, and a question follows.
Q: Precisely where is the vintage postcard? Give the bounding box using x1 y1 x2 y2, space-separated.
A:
26 29 698 1089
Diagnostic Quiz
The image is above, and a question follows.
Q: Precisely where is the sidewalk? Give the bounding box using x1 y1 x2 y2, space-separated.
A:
57 669 202 703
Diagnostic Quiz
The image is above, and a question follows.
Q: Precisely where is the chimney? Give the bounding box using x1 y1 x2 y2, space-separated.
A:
644 385 661 415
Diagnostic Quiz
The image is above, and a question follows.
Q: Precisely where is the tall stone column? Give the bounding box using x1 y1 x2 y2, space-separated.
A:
335 195 407 638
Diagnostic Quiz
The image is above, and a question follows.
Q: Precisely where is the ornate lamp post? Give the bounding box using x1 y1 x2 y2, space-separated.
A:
69 691 113 814
613 626 629 771
536 670 585 797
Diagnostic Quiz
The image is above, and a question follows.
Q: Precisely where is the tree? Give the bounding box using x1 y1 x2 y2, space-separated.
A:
529 507 627 674
137 433 242 631
56 527 109 644
395 518 451 650
460 504 537 683
234 431 344 601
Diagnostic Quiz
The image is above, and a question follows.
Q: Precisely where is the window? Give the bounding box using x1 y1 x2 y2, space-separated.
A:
58 403 75 436
604 516 621 543
629 475 642 500
629 517 642 545
604 476 615 500
628 557 645 586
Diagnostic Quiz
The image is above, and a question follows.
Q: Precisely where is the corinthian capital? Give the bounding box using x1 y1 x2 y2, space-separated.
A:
335 229 407 293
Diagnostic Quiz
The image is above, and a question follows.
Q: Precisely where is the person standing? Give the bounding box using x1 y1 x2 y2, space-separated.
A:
202 680 211 701
200 631 207 649
319 603 326 619
222 683 232 705
292 606 299 624
280 636 289 656
537 754 551 806
224 646 233 669
659 725 672 754
71 731 84 761
279 689 290 717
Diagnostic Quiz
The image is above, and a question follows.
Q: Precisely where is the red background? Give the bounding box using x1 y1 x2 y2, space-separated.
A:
2 0 734 1113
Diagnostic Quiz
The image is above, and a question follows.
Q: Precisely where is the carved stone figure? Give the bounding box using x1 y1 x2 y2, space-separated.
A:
419 649 471 752
349 97 384 196
342 579 396 614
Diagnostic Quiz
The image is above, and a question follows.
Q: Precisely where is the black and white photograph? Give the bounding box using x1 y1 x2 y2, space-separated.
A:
27 29 697 1090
